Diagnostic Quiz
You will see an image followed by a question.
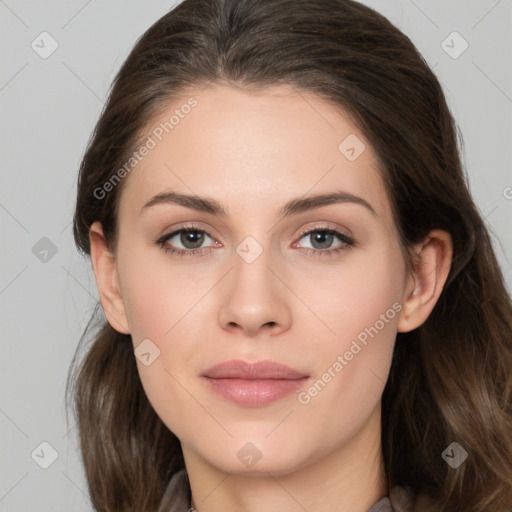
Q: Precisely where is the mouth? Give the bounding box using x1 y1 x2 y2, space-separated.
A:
201 359 310 407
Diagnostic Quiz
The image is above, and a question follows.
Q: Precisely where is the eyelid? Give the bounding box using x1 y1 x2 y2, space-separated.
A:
291 224 354 252
157 222 218 240
155 222 220 245
156 222 350 243
155 221 355 256
294 222 352 239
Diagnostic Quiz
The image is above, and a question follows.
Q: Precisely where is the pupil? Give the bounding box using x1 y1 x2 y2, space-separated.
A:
312 231 333 249
181 230 204 249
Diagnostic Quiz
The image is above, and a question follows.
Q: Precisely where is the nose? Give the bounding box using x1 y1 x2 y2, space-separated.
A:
217 245 292 338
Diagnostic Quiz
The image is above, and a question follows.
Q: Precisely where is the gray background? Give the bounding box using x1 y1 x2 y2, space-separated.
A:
1 0 511 510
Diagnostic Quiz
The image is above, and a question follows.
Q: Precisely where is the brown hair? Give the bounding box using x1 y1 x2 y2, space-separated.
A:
66 0 512 510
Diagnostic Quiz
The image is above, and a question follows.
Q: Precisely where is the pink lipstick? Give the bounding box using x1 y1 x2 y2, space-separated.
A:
201 359 310 407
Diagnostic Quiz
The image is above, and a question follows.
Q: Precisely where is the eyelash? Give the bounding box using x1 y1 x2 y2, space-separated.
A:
154 223 355 258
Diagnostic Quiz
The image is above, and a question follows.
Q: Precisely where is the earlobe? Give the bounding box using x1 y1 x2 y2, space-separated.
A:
397 229 453 333
89 221 131 334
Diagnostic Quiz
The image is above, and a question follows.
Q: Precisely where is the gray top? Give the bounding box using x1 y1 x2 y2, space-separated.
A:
157 469 418 512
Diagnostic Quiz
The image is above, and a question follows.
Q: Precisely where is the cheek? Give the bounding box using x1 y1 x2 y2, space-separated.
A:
116 251 206 436
122 276 172 342
292 244 404 433
118 245 204 343
297 240 405 349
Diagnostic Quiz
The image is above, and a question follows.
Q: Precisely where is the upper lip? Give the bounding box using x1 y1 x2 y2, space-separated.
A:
202 359 308 380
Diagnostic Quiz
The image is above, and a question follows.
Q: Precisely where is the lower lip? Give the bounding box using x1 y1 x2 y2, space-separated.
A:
202 377 309 407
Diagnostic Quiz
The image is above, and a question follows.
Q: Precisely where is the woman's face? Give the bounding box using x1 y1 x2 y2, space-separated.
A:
108 84 414 475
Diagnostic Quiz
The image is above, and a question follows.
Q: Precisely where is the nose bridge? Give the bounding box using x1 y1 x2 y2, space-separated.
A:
233 236 273 293
217 234 292 335
231 234 278 305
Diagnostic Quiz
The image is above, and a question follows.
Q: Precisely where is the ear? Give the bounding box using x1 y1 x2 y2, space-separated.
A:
397 229 453 333
89 221 130 334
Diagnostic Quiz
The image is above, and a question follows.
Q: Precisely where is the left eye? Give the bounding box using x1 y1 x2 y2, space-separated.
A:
294 228 354 251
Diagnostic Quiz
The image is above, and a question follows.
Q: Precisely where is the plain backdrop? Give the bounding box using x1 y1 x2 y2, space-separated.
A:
1 1 511 510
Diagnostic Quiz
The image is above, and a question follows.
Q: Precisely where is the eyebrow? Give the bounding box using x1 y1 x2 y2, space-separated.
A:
140 190 377 218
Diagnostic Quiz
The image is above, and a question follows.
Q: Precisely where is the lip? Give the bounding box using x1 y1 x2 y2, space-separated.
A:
202 359 308 380
201 359 310 407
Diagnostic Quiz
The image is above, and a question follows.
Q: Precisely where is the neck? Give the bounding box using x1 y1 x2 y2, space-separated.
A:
184 405 386 512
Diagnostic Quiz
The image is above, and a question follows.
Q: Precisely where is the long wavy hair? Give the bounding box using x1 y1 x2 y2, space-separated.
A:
66 0 512 510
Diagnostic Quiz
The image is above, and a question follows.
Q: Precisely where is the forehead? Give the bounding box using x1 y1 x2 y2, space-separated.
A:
118 84 392 224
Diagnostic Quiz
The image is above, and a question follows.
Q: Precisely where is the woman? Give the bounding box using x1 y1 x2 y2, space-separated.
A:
66 0 512 510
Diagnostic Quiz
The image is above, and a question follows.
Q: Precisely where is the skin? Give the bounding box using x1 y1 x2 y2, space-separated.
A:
89 84 452 512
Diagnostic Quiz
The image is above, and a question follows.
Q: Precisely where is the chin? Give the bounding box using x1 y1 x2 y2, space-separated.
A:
192 436 318 478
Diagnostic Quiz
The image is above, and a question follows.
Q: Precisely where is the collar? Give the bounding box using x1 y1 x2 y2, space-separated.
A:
157 469 416 512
